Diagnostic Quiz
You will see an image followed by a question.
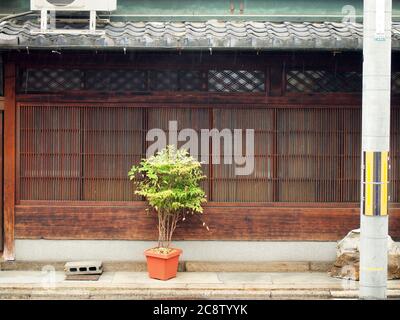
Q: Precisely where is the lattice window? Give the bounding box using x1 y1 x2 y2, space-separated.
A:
17 67 268 93
286 70 362 93
392 72 400 94
18 104 400 203
85 70 148 92
277 108 360 202
82 107 144 201
147 108 210 197
18 68 84 93
179 71 206 91
208 70 265 92
150 70 179 91
20 106 82 200
20 105 144 201
212 109 274 202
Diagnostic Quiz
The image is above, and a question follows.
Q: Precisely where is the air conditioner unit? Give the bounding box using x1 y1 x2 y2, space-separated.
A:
30 0 117 34
31 0 117 11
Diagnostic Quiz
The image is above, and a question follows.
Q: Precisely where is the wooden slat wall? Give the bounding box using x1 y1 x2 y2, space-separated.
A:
212 108 274 202
83 107 144 201
15 102 400 240
147 107 211 197
18 104 373 204
19 105 211 201
391 108 400 203
20 106 82 200
276 108 360 202
15 103 400 241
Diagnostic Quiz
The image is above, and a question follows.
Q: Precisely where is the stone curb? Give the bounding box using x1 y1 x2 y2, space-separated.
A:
0 260 333 272
0 287 399 300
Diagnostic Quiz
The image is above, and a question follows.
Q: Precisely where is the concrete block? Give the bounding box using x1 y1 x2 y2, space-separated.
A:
64 261 103 275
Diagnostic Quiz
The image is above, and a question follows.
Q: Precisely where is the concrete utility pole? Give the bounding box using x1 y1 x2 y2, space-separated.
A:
360 0 392 299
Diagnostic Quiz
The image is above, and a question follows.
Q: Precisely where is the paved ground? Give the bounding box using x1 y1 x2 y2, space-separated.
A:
0 271 399 299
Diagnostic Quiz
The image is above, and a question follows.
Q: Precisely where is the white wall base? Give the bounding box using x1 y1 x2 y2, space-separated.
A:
15 240 338 262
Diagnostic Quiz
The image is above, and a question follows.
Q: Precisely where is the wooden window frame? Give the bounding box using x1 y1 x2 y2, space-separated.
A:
14 102 378 205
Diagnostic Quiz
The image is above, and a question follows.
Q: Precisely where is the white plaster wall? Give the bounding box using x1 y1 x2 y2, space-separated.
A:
15 240 338 262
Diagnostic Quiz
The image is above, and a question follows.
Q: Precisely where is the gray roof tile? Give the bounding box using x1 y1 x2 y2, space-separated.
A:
0 19 399 50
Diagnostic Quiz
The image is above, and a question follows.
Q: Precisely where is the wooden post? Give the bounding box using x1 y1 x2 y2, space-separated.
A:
0 113 2 251
3 60 16 260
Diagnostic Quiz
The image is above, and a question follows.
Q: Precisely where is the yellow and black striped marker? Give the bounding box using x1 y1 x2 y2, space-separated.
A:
362 151 389 216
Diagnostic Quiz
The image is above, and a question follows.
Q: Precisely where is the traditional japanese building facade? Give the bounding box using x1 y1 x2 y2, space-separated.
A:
0 0 400 262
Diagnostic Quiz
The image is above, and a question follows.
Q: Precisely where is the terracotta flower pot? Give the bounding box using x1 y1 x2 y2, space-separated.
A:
144 248 182 280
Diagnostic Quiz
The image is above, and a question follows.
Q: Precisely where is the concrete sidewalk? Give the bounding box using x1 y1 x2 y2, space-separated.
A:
0 271 400 299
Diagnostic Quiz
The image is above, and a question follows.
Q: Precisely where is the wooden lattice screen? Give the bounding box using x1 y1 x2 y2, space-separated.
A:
393 72 400 94
286 69 400 94
19 105 144 201
18 68 264 93
286 70 363 93
19 104 400 203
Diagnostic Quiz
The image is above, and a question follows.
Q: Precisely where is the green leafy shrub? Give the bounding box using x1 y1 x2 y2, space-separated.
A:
128 145 207 249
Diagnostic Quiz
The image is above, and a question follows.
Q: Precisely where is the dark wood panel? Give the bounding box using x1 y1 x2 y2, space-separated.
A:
269 65 284 97
3 61 16 260
12 51 363 69
16 92 365 106
15 204 400 241
17 200 366 208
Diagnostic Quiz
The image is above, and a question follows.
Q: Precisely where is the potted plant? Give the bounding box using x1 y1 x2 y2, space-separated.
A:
128 145 207 280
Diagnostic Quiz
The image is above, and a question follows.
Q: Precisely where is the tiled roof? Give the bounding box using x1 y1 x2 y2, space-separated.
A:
0 20 400 50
